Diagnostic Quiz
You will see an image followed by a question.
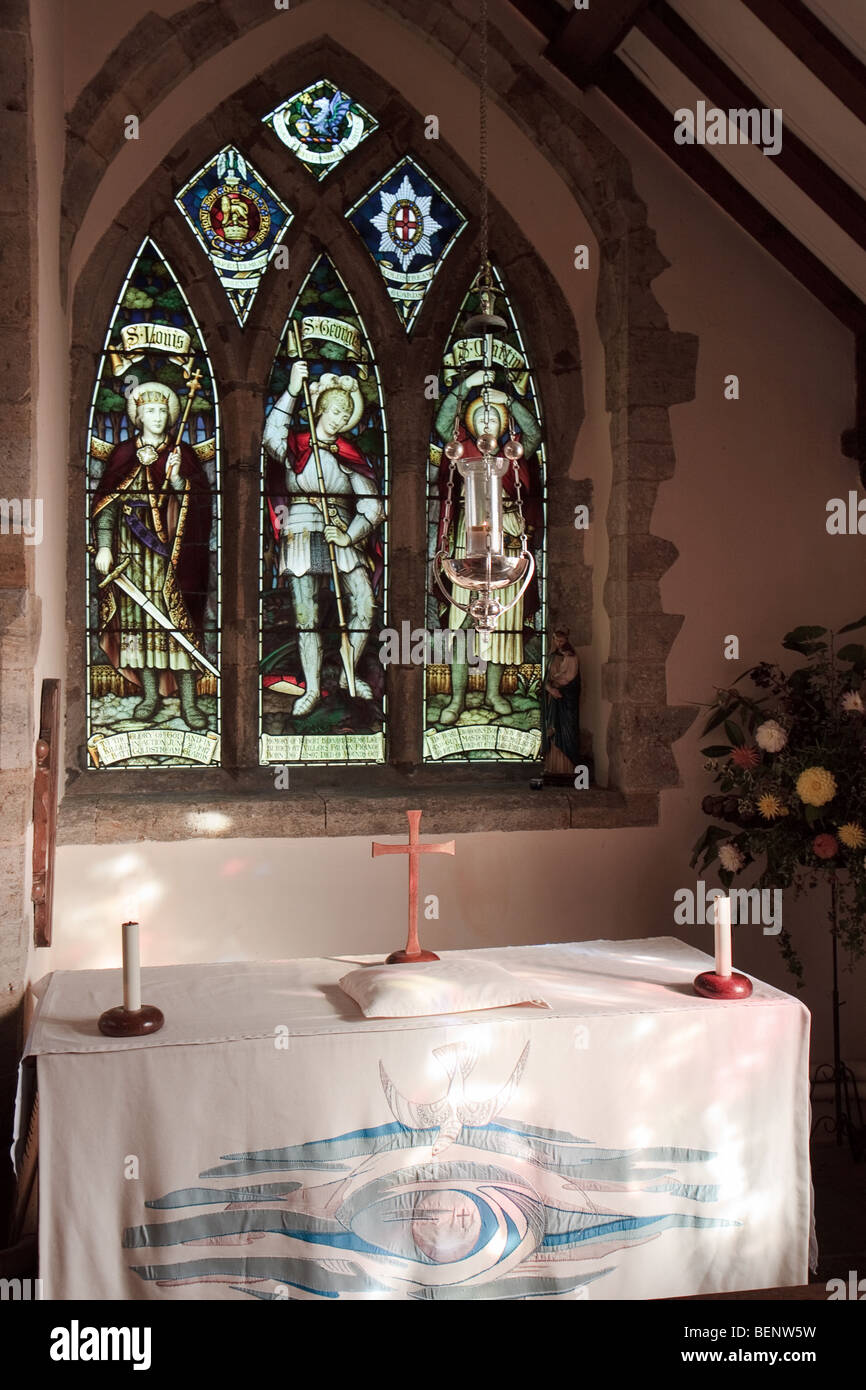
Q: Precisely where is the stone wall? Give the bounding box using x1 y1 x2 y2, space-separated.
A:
0 0 40 1234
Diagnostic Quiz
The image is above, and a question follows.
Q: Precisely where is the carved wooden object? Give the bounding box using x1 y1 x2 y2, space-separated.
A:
32 678 60 947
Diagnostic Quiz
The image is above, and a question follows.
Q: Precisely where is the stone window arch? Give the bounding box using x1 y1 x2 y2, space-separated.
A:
61 15 696 842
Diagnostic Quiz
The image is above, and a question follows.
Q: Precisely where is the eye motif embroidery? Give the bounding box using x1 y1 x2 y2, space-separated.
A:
123 1042 738 1300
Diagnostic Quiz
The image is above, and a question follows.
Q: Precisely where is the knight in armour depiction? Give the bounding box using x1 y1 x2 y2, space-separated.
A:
263 363 384 716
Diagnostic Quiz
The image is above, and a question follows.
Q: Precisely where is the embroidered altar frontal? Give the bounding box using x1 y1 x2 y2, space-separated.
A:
18 940 812 1301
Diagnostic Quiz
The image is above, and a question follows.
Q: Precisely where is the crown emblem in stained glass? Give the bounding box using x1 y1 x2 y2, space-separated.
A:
346 158 467 332
262 79 378 181
175 146 293 327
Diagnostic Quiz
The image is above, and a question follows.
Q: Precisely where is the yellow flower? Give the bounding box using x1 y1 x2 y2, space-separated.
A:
839 822 866 850
796 767 837 807
757 793 785 821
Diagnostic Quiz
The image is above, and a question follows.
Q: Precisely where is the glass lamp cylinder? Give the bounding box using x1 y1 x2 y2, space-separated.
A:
460 455 508 560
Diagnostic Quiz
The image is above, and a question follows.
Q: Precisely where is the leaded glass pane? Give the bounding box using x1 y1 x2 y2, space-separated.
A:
175 146 294 327
86 239 221 768
262 80 378 180
424 268 547 762
345 157 466 332
259 256 388 764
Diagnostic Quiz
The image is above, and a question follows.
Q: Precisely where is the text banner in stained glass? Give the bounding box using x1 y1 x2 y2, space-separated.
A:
260 256 388 764
86 238 221 768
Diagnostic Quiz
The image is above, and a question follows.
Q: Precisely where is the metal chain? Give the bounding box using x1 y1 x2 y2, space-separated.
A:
509 408 528 539
480 0 489 274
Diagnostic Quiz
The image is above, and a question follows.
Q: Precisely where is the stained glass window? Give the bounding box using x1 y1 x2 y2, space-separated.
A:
345 157 466 332
86 239 221 768
262 80 378 180
423 268 547 763
175 146 293 327
259 256 388 764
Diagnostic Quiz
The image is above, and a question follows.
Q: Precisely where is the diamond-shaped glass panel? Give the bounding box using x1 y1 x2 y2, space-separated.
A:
262 79 378 181
175 146 293 327
345 157 467 332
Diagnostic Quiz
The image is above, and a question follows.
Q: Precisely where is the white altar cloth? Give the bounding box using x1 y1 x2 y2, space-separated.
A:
16 939 813 1301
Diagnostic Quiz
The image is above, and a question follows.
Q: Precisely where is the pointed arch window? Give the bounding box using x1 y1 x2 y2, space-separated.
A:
85 239 221 768
259 255 389 764
69 50 593 819
424 268 547 763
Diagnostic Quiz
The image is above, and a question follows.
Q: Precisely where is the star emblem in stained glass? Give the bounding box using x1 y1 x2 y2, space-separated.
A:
175 146 293 327
346 158 467 332
262 79 378 181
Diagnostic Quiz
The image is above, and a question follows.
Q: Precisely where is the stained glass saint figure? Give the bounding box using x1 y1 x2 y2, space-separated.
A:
92 380 213 731
424 270 546 762
86 240 220 768
260 257 388 764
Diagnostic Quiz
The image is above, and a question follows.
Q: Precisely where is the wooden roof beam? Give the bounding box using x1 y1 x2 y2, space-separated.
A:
597 56 866 334
507 0 652 87
740 0 866 126
638 2 866 251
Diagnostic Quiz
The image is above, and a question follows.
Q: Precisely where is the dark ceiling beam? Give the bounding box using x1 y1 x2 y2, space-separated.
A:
740 0 866 126
505 0 563 44
638 2 866 251
597 57 866 334
549 0 653 86
507 0 652 86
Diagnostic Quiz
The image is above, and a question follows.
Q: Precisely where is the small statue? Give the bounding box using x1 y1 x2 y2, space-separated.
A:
543 627 581 778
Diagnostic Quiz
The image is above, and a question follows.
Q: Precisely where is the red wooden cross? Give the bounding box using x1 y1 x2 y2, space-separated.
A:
372 809 455 963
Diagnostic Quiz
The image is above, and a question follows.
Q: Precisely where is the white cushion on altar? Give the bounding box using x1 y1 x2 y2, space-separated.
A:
338 959 551 1018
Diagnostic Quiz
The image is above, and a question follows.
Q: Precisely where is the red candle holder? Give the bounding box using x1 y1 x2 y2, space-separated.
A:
693 971 753 1000
98 1004 164 1037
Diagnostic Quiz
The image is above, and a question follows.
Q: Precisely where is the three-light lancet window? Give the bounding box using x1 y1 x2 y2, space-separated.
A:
84 82 547 770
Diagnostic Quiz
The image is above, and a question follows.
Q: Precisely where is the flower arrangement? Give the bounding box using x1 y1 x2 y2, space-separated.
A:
690 620 866 984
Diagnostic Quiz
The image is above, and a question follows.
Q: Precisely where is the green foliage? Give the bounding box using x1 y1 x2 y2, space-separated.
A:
95 386 126 413
516 669 541 700
690 620 866 983
122 288 153 310
154 286 184 312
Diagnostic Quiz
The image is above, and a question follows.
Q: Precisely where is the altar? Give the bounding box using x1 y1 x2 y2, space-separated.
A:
14 939 813 1301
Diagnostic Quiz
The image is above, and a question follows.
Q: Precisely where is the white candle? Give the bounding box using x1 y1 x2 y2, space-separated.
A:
714 896 733 978
122 921 141 1012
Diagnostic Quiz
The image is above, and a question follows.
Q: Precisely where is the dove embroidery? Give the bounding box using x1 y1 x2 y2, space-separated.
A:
379 1041 530 1156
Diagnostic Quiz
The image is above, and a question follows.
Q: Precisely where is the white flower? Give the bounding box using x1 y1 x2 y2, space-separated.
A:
842 691 864 713
719 843 745 873
755 719 787 753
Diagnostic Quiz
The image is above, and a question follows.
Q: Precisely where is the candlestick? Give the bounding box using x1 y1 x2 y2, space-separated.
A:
714 895 732 978
693 893 752 999
99 919 164 1037
122 920 141 1011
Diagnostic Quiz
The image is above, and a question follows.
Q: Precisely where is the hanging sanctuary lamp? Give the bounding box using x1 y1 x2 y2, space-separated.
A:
433 0 535 641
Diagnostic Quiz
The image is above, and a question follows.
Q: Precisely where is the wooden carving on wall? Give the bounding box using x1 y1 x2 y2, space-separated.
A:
32 678 60 947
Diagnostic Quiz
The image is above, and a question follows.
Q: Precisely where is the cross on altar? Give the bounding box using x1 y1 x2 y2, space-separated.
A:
372 809 455 963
